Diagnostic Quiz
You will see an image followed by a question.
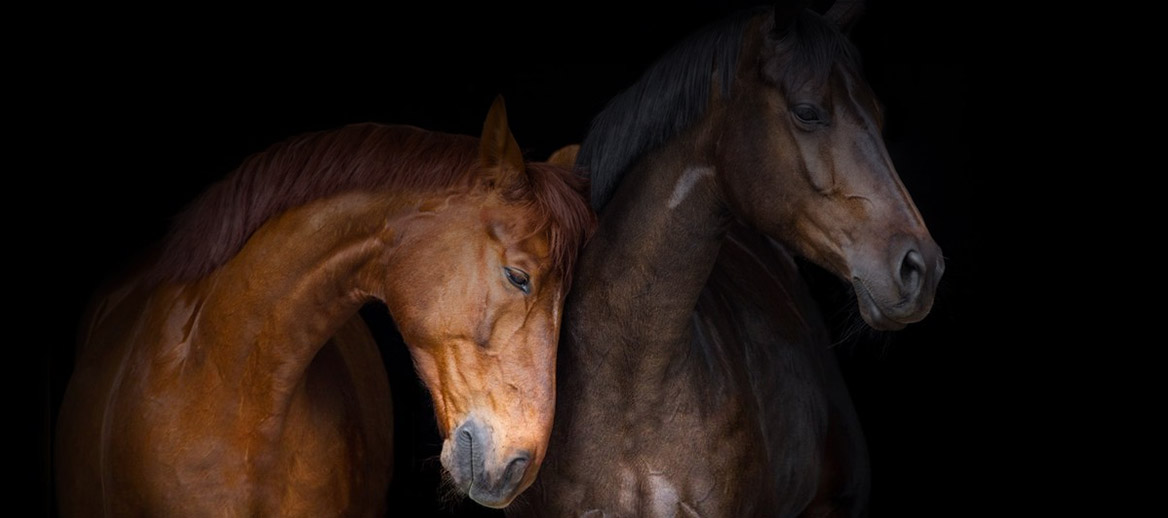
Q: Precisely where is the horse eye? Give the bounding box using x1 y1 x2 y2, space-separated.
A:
792 104 822 124
503 267 531 294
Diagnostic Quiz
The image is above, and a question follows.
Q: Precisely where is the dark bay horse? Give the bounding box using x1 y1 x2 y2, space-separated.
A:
513 2 942 517
54 97 595 516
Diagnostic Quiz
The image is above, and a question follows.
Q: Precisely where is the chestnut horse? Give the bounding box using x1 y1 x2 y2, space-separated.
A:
54 97 595 516
513 2 943 517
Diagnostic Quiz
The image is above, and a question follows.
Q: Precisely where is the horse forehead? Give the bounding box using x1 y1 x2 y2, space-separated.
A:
506 229 551 263
482 207 552 256
828 63 879 119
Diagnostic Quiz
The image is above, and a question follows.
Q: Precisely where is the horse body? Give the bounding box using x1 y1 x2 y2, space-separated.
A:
56 100 596 516
516 3 938 517
525 128 848 518
697 227 869 517
57 192 398 516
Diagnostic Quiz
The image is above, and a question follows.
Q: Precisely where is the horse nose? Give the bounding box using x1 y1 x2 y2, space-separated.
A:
448 419 534 508
498 451 532 494
892 235 943 307
898 248 925 296
453 421 485 479
467 448 532 508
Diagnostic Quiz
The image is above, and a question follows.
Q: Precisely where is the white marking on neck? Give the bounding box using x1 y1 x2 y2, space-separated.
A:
618 466 636 514
667 166 715 209
648 473 681 517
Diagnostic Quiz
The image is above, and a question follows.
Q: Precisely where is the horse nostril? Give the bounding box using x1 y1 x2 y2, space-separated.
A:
455 425 478 481
502 451 532 488
899 249 925 294
458 428 474 449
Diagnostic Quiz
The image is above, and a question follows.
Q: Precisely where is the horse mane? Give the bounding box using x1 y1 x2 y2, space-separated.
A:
149 123 594 287
772 10 863 95
578 6 861 211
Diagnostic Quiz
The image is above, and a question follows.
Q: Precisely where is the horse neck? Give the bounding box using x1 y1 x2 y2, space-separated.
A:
189 191 407 399
566 116 729 385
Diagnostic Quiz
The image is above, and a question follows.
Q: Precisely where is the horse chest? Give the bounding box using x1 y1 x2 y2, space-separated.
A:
556 460 757 518
536 386 769 517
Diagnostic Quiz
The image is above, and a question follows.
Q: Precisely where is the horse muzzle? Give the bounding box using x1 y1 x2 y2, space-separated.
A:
442 417 534 508
851 233 944 330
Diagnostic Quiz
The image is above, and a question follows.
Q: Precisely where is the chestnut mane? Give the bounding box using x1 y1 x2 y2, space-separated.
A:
150 122 593 286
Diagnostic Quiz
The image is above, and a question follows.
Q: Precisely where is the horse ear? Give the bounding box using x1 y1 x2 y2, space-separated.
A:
546 143 591 201
547 144 580 168
479 95 527 190
823 0 864 33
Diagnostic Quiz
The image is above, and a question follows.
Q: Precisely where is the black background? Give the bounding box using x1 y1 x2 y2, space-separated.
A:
28 1 1021 516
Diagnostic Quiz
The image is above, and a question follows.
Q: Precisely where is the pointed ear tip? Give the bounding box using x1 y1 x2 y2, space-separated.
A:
487 96 511 126
482 101 511 143
547 144 580 168
479 100 524 173
490 95 508 114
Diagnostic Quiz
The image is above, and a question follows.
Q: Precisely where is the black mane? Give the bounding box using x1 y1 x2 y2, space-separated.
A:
578 6 862 211
577 7 764 211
